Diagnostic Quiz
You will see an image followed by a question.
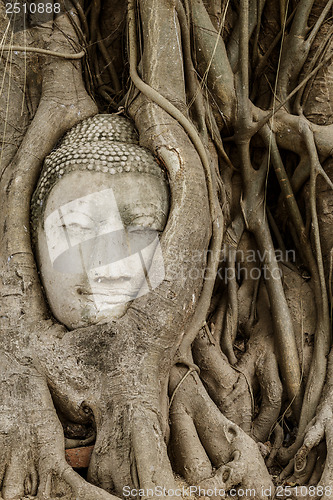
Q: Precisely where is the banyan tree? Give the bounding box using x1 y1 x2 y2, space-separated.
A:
0 0 333 498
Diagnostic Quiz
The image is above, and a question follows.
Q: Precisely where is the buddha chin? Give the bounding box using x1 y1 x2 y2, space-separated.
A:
80 301 129 328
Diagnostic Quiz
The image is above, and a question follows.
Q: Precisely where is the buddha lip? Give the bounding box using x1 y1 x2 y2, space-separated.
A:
76 287 136 300
77 288 131 295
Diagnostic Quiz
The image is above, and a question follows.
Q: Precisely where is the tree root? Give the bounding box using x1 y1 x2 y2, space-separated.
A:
293 403 333 497
280 350 333 498
193 282 285 443
87 397 177 497
193 325 252 431
0 351 116 500
169 365 274 498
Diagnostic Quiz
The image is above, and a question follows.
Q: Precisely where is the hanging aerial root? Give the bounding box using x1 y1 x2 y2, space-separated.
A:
236 137 302 416
175 0 207 138
189 0 236 124
223 246 238 365
274 122 331 463
267 424 284 467
1 45 85 59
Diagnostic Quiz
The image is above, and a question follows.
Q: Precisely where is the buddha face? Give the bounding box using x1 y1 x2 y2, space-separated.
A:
35 170 169 329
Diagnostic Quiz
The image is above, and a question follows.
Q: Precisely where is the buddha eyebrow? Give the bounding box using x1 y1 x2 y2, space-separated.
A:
126 214 166 229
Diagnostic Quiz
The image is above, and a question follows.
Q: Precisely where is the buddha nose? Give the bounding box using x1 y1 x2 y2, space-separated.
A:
92 234 141 279
85 228 129 268
91 259 134 282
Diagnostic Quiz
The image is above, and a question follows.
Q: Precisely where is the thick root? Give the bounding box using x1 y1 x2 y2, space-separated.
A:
288 349 333 498
87 393 177 498
293 404 333 498
193 330 252 433
0 350 117 500
169 365 274 499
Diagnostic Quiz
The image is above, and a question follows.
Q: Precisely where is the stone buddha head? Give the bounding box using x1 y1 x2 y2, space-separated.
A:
31 115 169 330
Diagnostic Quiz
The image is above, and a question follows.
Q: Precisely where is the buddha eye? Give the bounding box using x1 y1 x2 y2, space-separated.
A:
127 226 155 234
63 222 92 231
61 212 95 232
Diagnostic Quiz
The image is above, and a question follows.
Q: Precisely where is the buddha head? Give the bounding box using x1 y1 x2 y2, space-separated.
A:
31 115 169 330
